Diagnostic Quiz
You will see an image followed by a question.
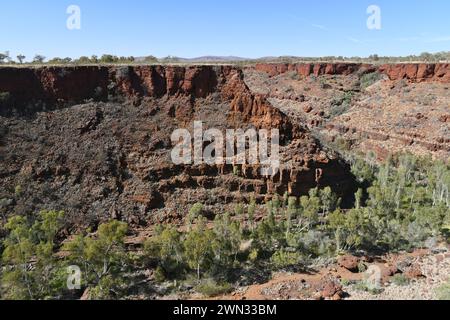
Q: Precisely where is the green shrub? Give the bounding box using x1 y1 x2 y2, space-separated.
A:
154 266 167 283
360 72 382 89
234 203 244 217
391 274 410 286
435 282 450 300
63 220 129 299
270 250 302 270
1 210 66 300
14 185 22 196
335 137 352 151
144 225 184 280
248 249 259 262
247 197 256 230
211 213 242 270
188 203 204 223
299 230 334 257
353 280 384 295
340 278 356 286
328 91 354 118
183 218 214 280
195 279 233 297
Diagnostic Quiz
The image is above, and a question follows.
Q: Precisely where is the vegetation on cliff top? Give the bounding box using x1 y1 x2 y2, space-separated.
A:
1 51 450 66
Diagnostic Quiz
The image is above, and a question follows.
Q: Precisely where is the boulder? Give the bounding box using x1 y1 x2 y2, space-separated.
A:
319 279 344 299
338 255 360 272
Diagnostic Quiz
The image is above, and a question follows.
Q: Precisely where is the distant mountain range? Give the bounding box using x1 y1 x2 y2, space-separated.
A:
178 56 250 62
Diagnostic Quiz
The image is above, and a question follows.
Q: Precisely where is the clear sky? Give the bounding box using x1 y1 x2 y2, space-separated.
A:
1 0 449 60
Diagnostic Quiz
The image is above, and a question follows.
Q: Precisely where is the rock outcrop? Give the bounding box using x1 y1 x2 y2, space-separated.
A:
253 62 450 83
379 63 450 82
254 63 373 77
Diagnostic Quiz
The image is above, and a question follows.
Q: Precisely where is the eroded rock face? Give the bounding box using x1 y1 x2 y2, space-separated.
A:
379 63 450 82
0 67 110 115
0 66 299 141
253 63 450 83
0 65 355 228
254 63 371 77
244 63 450 161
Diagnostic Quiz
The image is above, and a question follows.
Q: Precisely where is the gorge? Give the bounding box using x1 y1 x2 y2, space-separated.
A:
0 63 448 229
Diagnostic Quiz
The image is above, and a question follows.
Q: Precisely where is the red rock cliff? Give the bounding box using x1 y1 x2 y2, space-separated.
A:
378 63 450 82
254 63 374 77
253 62 450 82
0 65 299 141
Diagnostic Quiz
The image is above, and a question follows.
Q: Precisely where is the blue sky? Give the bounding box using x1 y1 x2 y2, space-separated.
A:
1 0 449 60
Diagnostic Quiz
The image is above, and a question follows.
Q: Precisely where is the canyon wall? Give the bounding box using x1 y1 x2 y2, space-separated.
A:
0 66 298 139
2 63 448 116
0 65 356 226
246 62 450 161
253 62 450 82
